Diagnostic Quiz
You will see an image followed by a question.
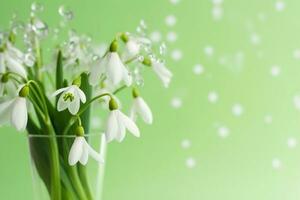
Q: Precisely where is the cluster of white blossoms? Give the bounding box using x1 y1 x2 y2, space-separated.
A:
0 12 172 166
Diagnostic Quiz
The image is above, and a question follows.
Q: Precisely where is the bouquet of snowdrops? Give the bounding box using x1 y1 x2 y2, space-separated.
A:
0 4 172 200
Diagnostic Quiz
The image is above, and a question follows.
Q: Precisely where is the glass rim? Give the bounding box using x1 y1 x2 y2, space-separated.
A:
27 133 103 138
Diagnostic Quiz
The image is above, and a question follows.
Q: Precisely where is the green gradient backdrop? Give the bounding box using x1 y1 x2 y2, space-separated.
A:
1 0 300 199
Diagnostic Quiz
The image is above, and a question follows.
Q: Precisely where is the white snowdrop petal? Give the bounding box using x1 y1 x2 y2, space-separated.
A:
106 53 124 85
0 53 4 73
68 96 80 115
122 68 132 86
152 62 173 87
76 87 86 103
0 99 14 125
136 97 153 124
79 144 89 165
68 137 84 166
105 111 119 142
125 40 140 58
85 141 104 163
116 117 126 142
89 59 106 86
129 106 137 121
52 87 68 97
57 92 69 112
11 97 27 131
5 53 27 78
117 110 140 137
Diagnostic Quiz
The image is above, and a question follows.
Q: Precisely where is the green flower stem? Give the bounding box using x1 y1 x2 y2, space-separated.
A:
34 36 43 80
124 55 138 64
113 85 127 95
77 93 111 116
27 80 49 120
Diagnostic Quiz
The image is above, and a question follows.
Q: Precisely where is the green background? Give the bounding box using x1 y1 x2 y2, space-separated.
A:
1 0 300 199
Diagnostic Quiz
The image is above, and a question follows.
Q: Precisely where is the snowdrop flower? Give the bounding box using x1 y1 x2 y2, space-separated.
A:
68 126 104 166
0 73 16 96
106 98 140 143
52 78 86 115
89 40 132 87
130 88 153 124
120 33 151 60
0 42 27 77
143 57 173 88
0 85 29 131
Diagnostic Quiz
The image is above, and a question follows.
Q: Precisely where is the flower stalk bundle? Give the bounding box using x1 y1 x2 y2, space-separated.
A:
0 4 172 200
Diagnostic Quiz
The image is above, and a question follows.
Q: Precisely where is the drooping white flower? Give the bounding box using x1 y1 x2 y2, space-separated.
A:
129 88 153 124
0 42 27 77
0 85 29 131
68 136 104 166
52 85 86 115
0 74 16 96
105 98 140 143
152 60 173 88
142 58 172 88
121 33 151 61
89 40 132 87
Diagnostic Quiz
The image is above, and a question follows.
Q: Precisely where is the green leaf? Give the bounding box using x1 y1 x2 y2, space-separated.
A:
56 50 63 103
80 72 92 134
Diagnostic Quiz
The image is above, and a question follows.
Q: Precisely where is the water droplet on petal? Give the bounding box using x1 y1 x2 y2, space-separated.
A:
139 20 147 30
58 5 74 21
159 42 167 55
31 2 44 13
32 18 48 37
24 53 36 67
138 55 144 62
135 75 144 86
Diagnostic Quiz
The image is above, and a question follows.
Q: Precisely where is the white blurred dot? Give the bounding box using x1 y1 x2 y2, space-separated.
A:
186 157 196 168
218 126 230 138
166 31 178 42
181 139 191 149
270 65 281 77
293 95 300 110
272 158 282 169
250 33 261 45
293 49 300 59
232 104 244 116
165 15 177 27
171 49 183 61
208 91 218 103
204 46 214 56
149 31 162 43
264 115 273 124
171 97 182 108
287 137 297 148
212 7 223 20
275 1 285 12
193 64 204 75
212 0 223 5
170 0 180 5
257 13 267 22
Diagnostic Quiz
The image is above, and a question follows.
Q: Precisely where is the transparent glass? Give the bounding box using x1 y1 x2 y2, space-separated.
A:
28 133 106 200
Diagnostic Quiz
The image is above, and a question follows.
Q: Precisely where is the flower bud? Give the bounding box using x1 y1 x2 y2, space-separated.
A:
8 32 16 44
132 87 139 98
1 74 9 83
75 125 85 136
19 85 30 97
142 57 152 66
109 98 118 110
72 76 81 87
120 33 129 43
109 40 118 52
